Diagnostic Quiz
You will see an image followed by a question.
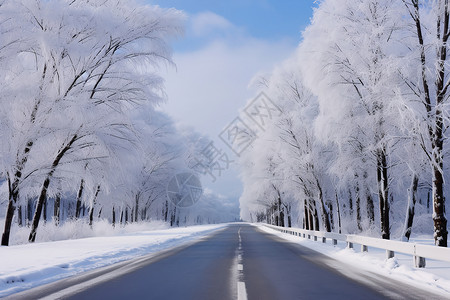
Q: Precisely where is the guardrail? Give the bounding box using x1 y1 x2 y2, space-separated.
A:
263 224 450 268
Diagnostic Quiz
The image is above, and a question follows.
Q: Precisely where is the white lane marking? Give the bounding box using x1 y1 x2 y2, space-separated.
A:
238 281 248 300
236 227 247 300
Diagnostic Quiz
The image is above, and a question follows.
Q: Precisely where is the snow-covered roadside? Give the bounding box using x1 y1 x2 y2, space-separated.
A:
0 223 227 297
258 224 450 298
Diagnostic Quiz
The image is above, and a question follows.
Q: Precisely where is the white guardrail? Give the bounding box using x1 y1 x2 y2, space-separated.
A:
264 224 450 268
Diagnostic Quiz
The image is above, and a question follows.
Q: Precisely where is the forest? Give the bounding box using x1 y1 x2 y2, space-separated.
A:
239 0 449 247
0 0 238 246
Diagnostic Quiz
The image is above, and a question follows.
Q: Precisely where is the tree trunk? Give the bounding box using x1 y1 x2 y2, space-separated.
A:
336 191 342 234
286 204 292 228
112 206 116 228
54 193 61 226
304 199 310 230
29 177 51 243
355 183 362 231
75 179 84 219
2 176 19 246
142 207 147 221
367 193 375 226
135 194 139 223
311 200 320 231
43 197 47 223
170 206 176 227
328 202 334 231
89 207 95 226
433 162 447 246
316 177 331 232
18 206 23 227
164 200 168 222
2 140 34 246
403 173 419 241
273 186 284 227
27 198 33 227
89 185 101 227
433 0 449 247
348 188 353 217
1 199 16 246
377 148 390 239
365 171 375 226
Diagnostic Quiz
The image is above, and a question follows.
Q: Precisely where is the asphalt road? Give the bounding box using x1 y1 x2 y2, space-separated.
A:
6 224 447 300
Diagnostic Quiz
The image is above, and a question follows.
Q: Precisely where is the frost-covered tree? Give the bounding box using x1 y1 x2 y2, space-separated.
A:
400 0 450 246
299 0 408 239
240 0 445 244
239 57 334 232
1 0 184 245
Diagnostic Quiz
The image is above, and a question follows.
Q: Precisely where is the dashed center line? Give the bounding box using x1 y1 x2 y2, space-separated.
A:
238 281 248 300
237 227 247 300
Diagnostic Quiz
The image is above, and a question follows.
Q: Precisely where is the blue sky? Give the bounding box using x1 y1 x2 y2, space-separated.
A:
155 0 316 51
148 0 316 199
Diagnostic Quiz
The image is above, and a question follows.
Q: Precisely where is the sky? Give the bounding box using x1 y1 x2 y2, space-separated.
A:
148 0 316 201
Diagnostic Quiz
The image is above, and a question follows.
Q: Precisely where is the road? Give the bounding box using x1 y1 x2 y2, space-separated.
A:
6 224 447 300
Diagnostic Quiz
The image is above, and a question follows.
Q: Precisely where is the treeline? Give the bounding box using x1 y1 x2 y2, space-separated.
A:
239 0 449 247
0 0 222 246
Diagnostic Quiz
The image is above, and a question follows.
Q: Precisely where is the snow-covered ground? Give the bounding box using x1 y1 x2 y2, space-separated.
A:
0 223 227 297
259 224 450 298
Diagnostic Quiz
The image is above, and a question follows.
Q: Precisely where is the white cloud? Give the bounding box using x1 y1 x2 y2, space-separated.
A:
160 12 297 197
191 11 235 37
163 38 295 138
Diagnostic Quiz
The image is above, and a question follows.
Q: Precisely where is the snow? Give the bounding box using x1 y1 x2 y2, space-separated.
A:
0 223 226 297
258 224 450 298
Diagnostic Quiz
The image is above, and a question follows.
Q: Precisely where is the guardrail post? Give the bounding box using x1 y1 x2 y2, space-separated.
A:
413 244 426 268
414 256 426 268
361 245 368 252
333 239 337 246
386 250 394 259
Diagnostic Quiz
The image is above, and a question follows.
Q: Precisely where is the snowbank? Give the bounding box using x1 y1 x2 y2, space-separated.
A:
0 219 173 245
